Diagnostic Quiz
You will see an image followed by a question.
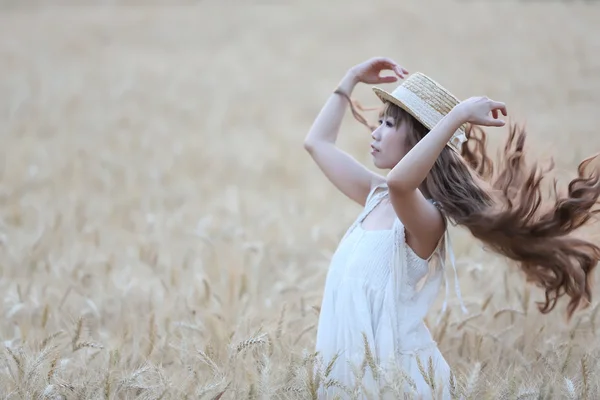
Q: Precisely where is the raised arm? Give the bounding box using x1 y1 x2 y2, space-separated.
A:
386 96 507 259
304 57 408 207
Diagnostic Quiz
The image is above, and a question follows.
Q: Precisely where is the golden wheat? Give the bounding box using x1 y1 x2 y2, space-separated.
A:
1 1 600 399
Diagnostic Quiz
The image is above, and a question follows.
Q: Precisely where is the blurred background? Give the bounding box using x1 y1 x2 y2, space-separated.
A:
1 0 600 398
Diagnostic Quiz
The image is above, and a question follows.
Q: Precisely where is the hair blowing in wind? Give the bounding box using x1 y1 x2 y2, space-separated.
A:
346 97 600 322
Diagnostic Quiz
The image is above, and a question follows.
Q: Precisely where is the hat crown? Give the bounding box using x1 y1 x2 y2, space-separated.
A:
392 72 461 118
372 72 467 152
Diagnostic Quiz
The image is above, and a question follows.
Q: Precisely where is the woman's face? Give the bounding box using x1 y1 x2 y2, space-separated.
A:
370 113 410 170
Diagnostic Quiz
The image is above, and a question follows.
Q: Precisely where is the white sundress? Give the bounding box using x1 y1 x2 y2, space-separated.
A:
314 182 468 399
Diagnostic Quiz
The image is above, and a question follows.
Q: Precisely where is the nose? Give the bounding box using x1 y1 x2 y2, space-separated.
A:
371 126 381 141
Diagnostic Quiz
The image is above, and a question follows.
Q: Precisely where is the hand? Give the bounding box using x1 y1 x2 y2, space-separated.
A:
347 57 409 85
454 96 508 127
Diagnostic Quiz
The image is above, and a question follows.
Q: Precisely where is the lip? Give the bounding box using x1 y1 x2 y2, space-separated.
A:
371 144 380 153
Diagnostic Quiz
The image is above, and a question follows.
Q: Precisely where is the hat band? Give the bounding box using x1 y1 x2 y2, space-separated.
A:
390 86 466 151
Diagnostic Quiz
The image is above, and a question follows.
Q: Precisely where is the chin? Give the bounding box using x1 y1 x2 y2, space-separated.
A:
374 153 404 170
372 158 388 170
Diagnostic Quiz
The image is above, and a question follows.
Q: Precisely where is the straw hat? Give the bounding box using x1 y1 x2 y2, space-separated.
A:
372 72 467 152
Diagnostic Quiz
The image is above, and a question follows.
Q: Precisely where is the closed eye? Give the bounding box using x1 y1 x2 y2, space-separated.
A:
378 119 395 128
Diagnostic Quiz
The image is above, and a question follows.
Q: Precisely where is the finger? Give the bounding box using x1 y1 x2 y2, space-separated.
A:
394 66 408 78
392 65 409 75
381 67 404 79
486 118 505 127
379 57 399 67
379 76 399 83
491 109 498 119
490 101 508 116
377 57 405 73
373 57 407 74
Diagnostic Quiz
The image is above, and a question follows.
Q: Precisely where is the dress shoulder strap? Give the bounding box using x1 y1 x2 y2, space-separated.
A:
340 181 388 241
365 180 388 207
436 224 469 324
428 200 469 323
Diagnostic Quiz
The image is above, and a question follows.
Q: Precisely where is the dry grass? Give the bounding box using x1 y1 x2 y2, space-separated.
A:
1 0 600 398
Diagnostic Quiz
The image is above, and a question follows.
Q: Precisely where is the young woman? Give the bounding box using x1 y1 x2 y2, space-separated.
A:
303 57 600 398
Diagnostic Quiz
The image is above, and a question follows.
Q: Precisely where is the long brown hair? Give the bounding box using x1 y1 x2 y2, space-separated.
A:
349 97 600 322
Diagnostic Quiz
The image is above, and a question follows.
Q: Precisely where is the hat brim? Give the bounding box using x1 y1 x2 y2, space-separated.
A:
372 86 467 137
373 86 432 131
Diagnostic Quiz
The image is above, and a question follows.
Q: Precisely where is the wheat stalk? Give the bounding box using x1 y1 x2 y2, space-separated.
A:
104 370 111 400
276 303 287 340
312 305 321 316
481 293 493 312
306 353 321 400
455 312 483 330
198 349 221 376
402 368 417 394
459 331 469 357
258 353 272 399
323 352 340 378
47 356 58 381
6 346 24 383
361 332 379 382
516 388 538 399
564 377 577 399
464 361 481 399
474 334 484 359
293 324 315 345
561 343 574 375
202 278 212 305
435 308 451 345
493 308 525 320
72 316 83 351
24 344 57 389
210 388 228 400
74 341 104 352
147 312 156 357
530 325 545 349
246 382 258 400
40 331 63 350
590 303 600 335
581 355 590 400
197 377 229 399
449 372 460 400
324 379 351 395
415 355 438 397
427 356 437 396
233 332 268 355
265 332 275 359
41 304 50 328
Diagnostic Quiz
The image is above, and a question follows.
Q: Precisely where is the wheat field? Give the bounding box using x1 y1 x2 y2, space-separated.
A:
1 1 600 399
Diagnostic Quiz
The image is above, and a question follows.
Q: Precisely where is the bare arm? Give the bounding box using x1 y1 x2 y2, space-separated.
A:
303 74 382 207
304 58 408 206
386 97 507 259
